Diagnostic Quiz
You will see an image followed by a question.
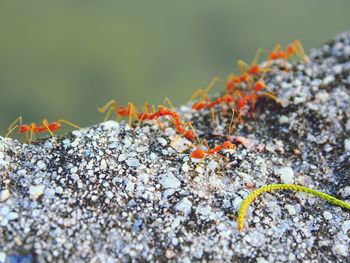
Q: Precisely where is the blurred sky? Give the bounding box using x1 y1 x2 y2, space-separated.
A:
1 0 350 137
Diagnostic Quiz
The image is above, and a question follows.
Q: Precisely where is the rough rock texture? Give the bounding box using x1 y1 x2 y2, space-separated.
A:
1 33 350 262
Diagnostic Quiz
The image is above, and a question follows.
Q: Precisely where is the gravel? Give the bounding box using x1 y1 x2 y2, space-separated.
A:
1 32 350 262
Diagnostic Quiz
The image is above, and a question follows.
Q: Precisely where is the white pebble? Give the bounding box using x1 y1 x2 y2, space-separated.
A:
285 204 296 216
323 211 333 220
29 185 45 200
175 197 192 217
323 75 335 85
333 244 348 257
125 181 135 192
207 160 218 171
37 160 46 170
106 191 114 199
0 189 10 202
0 252 5 263
126 158 140 167
278 115 289 124
6 212 18 221
100 159 107 171
275 167 294 184
157 138 167 146
118 154 127 162
344 139 350 152
160 172 181 189
182 163 190 173
346 120 350 132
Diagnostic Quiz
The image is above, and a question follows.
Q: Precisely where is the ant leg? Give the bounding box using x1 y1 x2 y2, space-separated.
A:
42 119 57 144
7 116 23 134
185 122 201 144
211 109 216 128
5 125 19 138
251 48 269 66
98 100 118 121
228 108 235 135
98 100 117 113
29 123 35 143
237 60 249 75
57 119 81 130
295 40 306 61
188 76 221 103
163 97 175 109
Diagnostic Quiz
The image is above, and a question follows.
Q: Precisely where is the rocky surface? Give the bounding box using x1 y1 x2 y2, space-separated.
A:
1 32 350 262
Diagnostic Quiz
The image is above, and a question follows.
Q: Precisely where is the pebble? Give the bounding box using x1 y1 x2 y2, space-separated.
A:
157 138 167 146
175 197 192 217
278 115 289 124
182 162 190 173
275 167 294 184
160 172 181 189
323 75 335 85
0 189 10 202
344 139 350 152
37 160 46 170
333 244 348 257
29 185 45 200
323 211 333 220
285 204 296 216
346 119 350 132
126 158 140 167
100 159 107 171
6 212 18 221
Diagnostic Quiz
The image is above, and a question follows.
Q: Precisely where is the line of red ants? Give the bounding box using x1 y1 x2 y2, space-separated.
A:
5 40 306 173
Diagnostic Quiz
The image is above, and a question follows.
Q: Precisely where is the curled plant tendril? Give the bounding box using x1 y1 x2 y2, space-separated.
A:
237 184 350 231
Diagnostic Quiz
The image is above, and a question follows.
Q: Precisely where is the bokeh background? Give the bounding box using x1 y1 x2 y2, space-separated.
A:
1 1 350 138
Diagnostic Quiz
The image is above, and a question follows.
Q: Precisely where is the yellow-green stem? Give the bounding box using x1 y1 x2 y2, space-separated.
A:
237 183 350 231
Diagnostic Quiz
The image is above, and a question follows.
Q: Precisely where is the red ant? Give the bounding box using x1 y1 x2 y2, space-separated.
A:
268 40 306 63
6 116 80 143
98 100 138 127
178 139 236 176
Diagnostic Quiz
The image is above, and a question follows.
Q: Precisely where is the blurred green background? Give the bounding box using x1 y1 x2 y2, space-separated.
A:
1 1 350 138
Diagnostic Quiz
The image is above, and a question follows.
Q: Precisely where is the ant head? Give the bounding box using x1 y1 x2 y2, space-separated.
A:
171 112 180 120
223 141 235 150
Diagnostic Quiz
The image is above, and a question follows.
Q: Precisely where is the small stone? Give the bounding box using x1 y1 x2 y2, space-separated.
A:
323 75 335 85
0 252 5 263
175 197 192 217
160 172 181 189
323 211 333 220
344 139 350 152
37 160 46 170
333 244 348 257
165 249 176 259
7 212 18 221
275 167 294 184
207 160 218 171
106 191 114 199
157 138 167 146
346 120 350 132
285 204 296 216
0 189 10 202
316 91 329 102
100 159 107 171
125 181 135 192
182 162 190 172
136 146 148 153
126 158 140 167
279 115 289 124
118 154 127 162
29 185 45 200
